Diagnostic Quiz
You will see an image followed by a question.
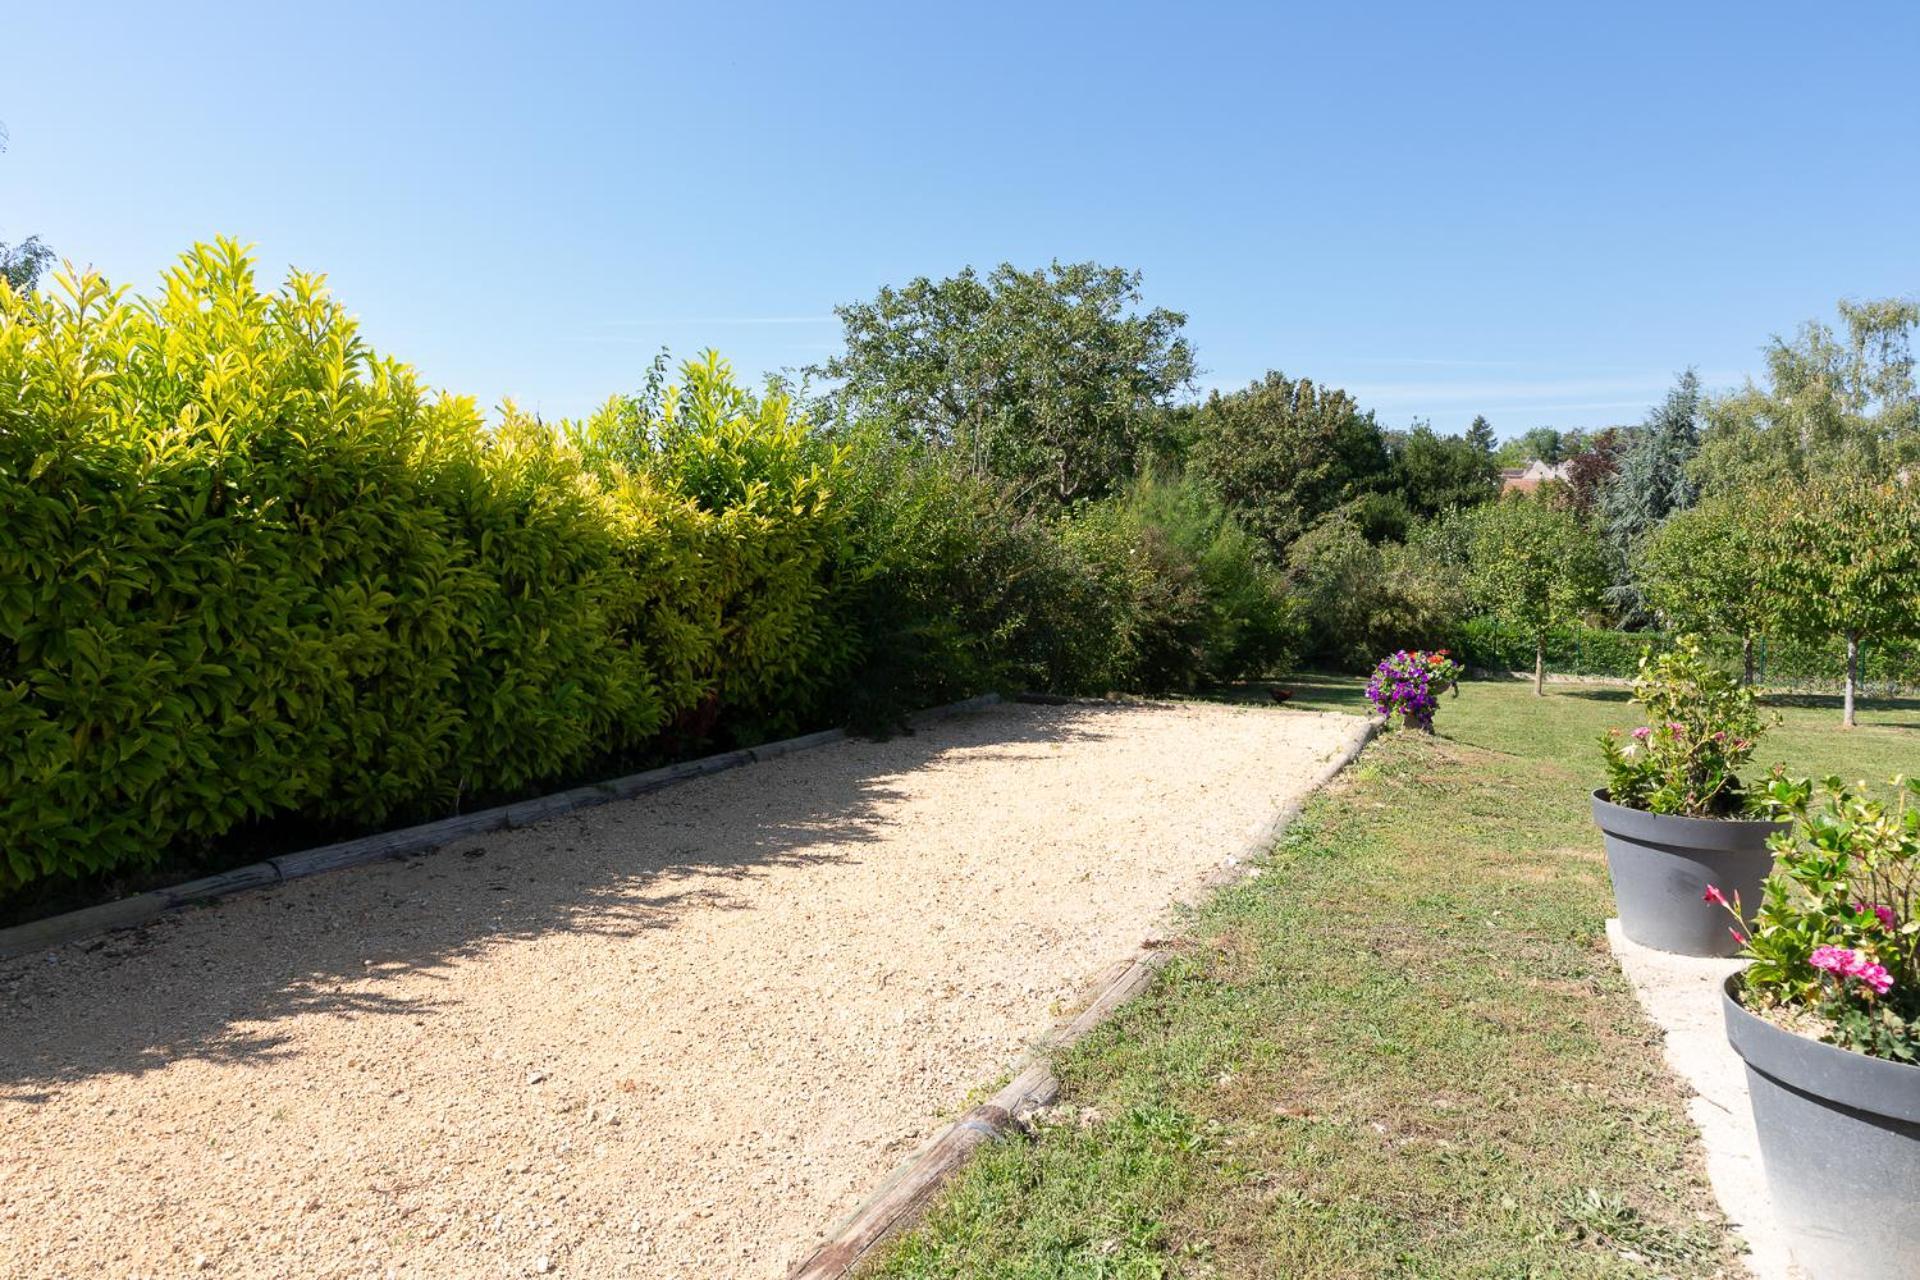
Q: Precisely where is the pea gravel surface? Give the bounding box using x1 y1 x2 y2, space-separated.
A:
1 700 1365 1280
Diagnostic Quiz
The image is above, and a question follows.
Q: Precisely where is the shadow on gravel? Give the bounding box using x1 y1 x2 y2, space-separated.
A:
0 703 1135 1096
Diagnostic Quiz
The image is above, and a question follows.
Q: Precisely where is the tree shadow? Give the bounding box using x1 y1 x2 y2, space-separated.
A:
0 703 1131 1097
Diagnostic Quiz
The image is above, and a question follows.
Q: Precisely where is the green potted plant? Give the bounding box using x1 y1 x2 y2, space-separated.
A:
1713 774 1919 1280
1593 639 1786 955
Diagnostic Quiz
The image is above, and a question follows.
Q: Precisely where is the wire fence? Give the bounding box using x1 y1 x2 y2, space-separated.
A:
1453 619 1920 695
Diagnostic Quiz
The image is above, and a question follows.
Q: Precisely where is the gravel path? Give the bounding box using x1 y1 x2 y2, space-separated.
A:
2 700 1364 1280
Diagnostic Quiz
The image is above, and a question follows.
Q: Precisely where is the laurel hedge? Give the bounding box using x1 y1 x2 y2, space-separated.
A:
0 242 847 889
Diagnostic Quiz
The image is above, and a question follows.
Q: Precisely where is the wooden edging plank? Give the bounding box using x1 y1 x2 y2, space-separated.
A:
0 694 1004 962
786 712 1384 1280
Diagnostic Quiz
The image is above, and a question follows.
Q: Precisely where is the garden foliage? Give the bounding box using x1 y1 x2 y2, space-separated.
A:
1725 774 1920 1062
1598 640 1770 817
0 244 1295 893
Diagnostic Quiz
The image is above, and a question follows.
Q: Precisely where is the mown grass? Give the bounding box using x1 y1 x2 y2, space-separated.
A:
863 679 1915 1279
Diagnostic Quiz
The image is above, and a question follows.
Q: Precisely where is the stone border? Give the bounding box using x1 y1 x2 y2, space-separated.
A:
0 694 1004 962
786 711 1382 1279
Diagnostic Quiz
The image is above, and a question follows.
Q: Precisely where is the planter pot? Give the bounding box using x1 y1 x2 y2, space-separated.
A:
1590 790 1784 956
1723 977 1920 1279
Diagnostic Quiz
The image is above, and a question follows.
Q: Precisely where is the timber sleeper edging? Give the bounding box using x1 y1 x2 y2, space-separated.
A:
0 693 1004 962
786 711 1384 1279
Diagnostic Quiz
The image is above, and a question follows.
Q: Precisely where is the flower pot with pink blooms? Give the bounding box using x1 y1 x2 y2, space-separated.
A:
1593 640 1785 956
1715 774 1920 1280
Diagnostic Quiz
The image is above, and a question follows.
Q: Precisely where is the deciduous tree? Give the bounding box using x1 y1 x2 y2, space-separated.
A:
1762 477 1920 727
814 261 1194 507
1464 495 1608 694
1187 371 1388 554
1637 492 1771 682
1696 299 1920 491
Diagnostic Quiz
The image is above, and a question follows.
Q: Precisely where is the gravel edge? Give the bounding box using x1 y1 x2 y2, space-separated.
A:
0 694 1004 961
786 711 1383 1280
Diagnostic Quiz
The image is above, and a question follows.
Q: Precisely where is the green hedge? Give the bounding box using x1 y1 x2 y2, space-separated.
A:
1453 618 1920 690
0 244 843 889
1 242 1295 896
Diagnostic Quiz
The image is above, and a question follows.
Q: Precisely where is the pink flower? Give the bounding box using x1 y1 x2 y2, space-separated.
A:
1810 945 1895 996
1702 885 1729 908
1667 721 1685 734
1729 928 1748 945
1855 901 1898 930
1631 726 1651 742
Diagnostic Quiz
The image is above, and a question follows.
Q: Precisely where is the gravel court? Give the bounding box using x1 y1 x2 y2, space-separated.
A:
2 700 1365 1280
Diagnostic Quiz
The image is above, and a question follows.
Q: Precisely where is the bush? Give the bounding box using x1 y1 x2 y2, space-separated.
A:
1727 775 1920 1063
1598 639 1769 816
0 245 835 889
813 429 1116 728
1285 513 1463 669
0 242 1303 898
1064 472 1297 692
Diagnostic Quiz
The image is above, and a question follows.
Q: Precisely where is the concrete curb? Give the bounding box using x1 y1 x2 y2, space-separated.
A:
787 711 1383 1279
1604 919 1799 1279
0 693 1004 962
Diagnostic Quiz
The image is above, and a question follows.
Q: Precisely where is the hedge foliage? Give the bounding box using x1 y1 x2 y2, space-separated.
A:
0 243 849 889
0 243 1293 893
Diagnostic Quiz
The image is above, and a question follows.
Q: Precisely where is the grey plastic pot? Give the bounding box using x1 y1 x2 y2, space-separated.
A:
1723 977 1920 1280
1590 790 1784 956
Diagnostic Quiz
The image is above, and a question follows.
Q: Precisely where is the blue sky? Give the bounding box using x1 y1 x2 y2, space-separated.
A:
4 2 1916 436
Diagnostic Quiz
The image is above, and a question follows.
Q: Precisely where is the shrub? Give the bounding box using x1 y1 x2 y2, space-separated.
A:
0 245 831 889
1719 775 1920 1063
814 429 1116 727
1597 639 1770 817
1284 513 1464 669
1064 472 1296 692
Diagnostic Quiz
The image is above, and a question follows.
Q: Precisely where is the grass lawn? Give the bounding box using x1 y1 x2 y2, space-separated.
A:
862 678 1915 1279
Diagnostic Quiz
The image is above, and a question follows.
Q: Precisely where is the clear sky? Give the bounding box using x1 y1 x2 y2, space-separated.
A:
4 2 1916 437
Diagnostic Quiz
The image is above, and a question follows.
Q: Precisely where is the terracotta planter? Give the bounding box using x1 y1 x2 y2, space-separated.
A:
1723 977 1920 1279
1590 790 1784 956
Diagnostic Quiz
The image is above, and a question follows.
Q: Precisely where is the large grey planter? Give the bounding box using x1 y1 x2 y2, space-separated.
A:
1590 790 1784 956
1723 977 1920 1279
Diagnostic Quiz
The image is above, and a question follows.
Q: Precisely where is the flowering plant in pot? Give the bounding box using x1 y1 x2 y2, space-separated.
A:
1590 638 1785 955
1364 649 1458 732
1713 774 1920 1280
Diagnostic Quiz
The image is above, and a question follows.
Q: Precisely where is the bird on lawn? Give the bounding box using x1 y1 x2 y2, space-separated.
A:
1269 687 1294 704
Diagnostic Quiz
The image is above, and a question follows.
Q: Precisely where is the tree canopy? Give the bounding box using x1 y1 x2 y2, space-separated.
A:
1761 476 1920 725
1186 371 1388 554
814 261 1194 507
1463 494 1607 693
1696 298 1920 491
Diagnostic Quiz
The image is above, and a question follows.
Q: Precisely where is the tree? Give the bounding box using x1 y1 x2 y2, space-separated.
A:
1602 371 1702 617
1637 492 1772 683
1385 423 1500 519
1463 494 1608 694
1466 414 1497 455
1696 298 1920 492
1186 371 1389 555
814 261 1194 507
0 122 54 294
1553 427 1626 518
1493 425 1568 467
1762 477 1920 728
